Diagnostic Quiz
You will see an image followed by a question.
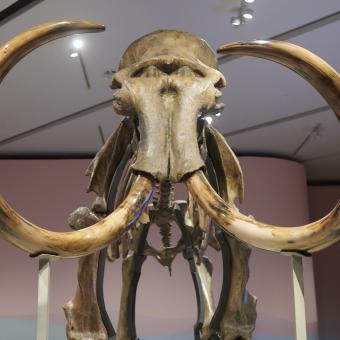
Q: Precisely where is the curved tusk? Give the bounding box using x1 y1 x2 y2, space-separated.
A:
217 40 340 120
0 19 105 83
185 170 340 254
0 175 153 258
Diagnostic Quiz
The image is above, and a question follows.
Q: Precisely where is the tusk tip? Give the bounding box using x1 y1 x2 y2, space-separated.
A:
68 19 106 32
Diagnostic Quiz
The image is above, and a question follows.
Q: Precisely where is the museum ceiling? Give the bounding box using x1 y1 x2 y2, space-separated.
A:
0 0 339 182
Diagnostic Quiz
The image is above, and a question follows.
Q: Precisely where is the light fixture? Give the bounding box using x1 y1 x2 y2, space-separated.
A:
69 49 79 58
230 0 255 27
231 16 242 26
215 112 221 117
205 116 213 125
242 7 254 20
72 39 84 49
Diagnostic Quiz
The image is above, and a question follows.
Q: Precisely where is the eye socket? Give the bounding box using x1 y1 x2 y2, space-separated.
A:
173 66 204 77
131 65 164 78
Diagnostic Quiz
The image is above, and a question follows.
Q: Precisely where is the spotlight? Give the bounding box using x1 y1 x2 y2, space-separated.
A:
231 16 243 26
69 49 79 58
244 0 255 3
242 7 254 19
205 116 213 125
72 39 84 49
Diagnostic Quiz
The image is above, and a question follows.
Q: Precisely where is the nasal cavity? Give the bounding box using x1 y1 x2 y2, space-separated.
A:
159 82 178 96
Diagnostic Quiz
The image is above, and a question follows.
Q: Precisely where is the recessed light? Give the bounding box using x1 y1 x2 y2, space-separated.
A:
73 39 84 49
69 49 79 58
231 17 242 26
242 8 254 19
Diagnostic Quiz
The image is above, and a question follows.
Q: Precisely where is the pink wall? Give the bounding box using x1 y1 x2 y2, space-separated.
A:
0 157 319 338
238 157 317 337
309 185 340 340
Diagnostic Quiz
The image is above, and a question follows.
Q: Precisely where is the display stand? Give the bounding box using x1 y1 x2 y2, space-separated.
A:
291 255 307 340
33 253 308 340
36 255 60 340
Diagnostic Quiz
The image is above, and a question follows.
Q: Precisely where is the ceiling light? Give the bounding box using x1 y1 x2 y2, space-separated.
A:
242 7 254 19
215 112 221 117
244 0 255 3
72 39 84 49
205 116 213 124
255 40 269 45
231 16 242 26
69 49 79 58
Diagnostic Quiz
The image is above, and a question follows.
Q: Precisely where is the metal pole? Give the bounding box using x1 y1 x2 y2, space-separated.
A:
36 255 59 340
291 255 307 340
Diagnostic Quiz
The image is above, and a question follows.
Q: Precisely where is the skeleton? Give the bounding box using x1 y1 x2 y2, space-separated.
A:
0 20 339 340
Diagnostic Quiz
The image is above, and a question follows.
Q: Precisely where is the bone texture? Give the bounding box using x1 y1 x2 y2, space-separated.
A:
111 30 226 181
64 252 108 340
194 256 215 340
205 127 257 338
186 170 340 254
64 209 108 340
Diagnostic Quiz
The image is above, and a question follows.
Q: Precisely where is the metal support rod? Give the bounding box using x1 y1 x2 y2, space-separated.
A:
36 255 59 340
78 51 91 89
174 205 204 339
291 255 307 340
36 255 51 340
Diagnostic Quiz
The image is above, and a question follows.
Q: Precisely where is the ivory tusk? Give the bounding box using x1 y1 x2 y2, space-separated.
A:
185 170 340 254
0 175 153 258
0 19 105 83
217 40 340 121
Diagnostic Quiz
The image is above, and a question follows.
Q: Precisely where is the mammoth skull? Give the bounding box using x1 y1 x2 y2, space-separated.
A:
0 20 339 258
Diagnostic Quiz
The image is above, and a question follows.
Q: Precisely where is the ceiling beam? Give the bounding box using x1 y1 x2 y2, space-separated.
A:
0 99 112 147
218 11 340 64
0 11 338 149
0 0 44 27
223 105 329 137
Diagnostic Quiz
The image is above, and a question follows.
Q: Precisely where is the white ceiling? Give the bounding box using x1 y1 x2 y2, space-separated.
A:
0 0 339 182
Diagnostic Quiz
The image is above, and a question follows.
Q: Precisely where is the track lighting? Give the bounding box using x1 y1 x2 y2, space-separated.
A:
231 17 243 26
69 49 79 58
242 7 254 20
230 0 255 27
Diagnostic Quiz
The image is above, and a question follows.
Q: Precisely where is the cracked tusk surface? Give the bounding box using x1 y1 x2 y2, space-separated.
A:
185 170 340 254
0 176 153 258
